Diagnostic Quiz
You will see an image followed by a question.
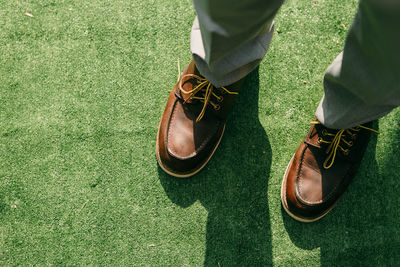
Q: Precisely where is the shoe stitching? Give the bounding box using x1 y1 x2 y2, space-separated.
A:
295 145 323 205
296 145 346 206
167 100 196 159
296 146 324 206
166 97 220 160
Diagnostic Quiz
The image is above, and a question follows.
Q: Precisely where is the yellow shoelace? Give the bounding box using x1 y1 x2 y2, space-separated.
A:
310 121 380 169
178 74 238 122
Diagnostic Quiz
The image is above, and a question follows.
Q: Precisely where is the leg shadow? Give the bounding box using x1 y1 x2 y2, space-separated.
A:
158 68 273 266
282 119 400 265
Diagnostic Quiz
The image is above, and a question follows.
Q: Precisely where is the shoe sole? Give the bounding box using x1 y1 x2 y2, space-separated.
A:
280 155 338 223
156 121 225 178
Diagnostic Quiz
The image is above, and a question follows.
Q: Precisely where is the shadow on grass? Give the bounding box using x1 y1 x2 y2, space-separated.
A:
282 119 400 266
158 68 273 266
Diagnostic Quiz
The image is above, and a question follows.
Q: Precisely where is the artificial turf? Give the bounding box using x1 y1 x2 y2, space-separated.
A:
1 0 399 265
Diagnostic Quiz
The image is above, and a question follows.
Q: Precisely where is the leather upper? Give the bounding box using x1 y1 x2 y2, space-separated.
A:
282 122 374 220
156 61 243 176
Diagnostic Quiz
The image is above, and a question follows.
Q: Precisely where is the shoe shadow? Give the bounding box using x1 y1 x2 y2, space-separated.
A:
282 119 400 265
158 68 273 266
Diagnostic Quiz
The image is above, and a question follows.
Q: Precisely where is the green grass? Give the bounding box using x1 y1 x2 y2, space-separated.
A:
1 0 399 265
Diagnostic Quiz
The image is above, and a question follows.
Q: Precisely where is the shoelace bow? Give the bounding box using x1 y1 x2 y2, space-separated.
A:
310 121 380 169
178 73 238 122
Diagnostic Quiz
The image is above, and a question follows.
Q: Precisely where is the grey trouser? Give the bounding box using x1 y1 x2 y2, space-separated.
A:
191 0 400 129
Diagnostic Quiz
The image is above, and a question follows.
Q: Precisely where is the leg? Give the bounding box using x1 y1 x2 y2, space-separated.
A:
191 0 283 87
282 0 400 222
316 0 400 129
156 0 283 177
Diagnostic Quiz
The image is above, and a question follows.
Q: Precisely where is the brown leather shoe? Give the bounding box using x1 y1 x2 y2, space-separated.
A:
281 120 379 222
156 61 243 178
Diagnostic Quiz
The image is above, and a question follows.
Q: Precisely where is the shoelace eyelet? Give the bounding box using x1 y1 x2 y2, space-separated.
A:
317 137 323 144
310 120 379 169
178 73 238 122
348 141 353 147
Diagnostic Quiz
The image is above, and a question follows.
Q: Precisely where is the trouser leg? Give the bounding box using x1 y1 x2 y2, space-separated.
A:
191 0 284 87
316 0 400 129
